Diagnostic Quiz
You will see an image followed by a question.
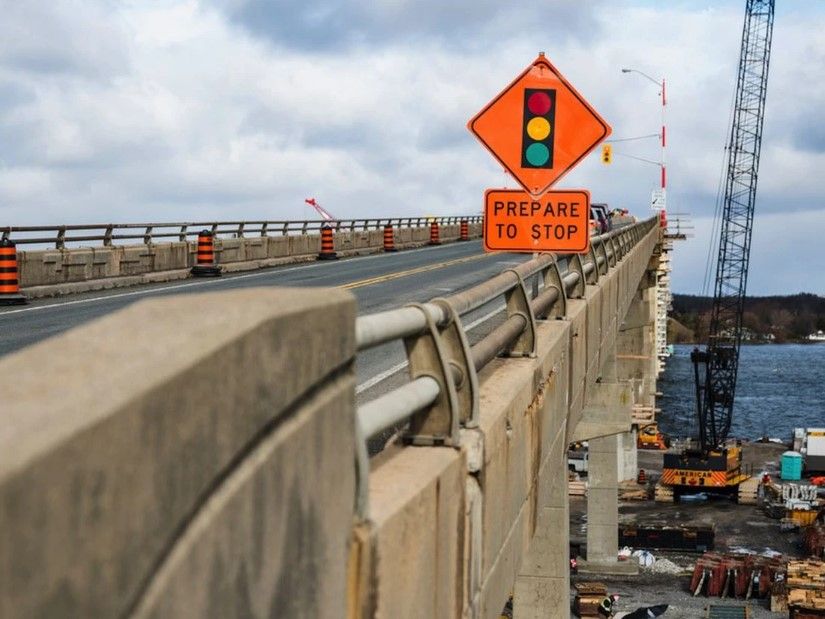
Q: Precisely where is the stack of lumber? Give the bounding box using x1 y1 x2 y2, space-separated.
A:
737 475 760 505
631 404 656 424
618 479 649 501
654 482 674 503
573 582 607 617
569 472 587 497
787 558 825 615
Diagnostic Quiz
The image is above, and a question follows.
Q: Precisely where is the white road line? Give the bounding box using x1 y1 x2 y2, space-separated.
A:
0 241 484 317
356 360 408 394
355 304 504 394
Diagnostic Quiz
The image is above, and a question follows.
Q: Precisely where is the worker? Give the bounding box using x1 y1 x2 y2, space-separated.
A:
597 594 620 617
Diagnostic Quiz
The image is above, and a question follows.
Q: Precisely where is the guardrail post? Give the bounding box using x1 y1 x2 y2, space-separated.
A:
606 235 618 267
179 225 188 242
402 304 461 446
586 242 600 283
103 225 113 247
236 223 245 238
431 299 479 428
56 226 66 250
537 254 567 319
143 226 153 245
567 254 587 297
503 269 537 357
301 221 309 235
595 238 609 275
260 222 268 237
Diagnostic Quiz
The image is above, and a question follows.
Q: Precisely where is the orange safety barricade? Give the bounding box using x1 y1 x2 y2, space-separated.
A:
0 239 27 305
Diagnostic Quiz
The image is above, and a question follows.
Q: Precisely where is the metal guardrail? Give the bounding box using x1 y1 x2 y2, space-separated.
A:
353 217 657 518
0 217 483 249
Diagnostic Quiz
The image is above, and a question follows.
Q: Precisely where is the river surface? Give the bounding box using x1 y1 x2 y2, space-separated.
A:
658 343 825 441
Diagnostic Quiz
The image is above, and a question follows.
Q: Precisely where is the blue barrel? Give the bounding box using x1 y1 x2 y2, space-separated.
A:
781 451 803 480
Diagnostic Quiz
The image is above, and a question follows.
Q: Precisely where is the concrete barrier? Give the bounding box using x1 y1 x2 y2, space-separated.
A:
17 223 482 298
0 288 356 618
350 223 661 618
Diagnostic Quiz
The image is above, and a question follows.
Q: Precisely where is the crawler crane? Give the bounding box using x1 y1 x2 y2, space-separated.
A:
658 0 775 503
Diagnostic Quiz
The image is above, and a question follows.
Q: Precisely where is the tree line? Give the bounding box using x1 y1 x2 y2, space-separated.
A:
671 293 825 343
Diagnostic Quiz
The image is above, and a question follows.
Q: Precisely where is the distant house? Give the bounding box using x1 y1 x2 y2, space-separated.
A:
808 330 825 342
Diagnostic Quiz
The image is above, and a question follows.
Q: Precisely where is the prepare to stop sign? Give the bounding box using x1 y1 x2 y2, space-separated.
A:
484 189 590 253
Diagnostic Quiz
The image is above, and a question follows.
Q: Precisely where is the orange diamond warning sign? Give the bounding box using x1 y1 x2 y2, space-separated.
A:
468 54 611 197
483 188 590 253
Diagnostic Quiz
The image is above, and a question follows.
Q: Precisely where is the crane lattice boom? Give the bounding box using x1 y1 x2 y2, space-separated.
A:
692 0 775 450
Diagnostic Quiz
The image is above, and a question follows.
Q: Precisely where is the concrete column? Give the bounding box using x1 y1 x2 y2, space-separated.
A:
586 434 620 564
615 279 658 484
618 428 638 482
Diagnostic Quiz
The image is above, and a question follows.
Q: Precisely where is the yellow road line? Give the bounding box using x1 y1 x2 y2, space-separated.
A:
340 253 489 290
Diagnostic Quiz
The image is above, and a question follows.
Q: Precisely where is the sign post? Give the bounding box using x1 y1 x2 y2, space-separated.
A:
467 53 611 253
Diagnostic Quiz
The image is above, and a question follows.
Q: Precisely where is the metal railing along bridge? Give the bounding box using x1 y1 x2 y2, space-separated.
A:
353 217 656 518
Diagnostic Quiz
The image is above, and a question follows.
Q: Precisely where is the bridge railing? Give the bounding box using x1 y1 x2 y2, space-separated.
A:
353 218 654 518
0 216 483 249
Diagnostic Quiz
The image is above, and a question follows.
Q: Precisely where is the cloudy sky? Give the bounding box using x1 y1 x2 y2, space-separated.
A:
1 0 823 294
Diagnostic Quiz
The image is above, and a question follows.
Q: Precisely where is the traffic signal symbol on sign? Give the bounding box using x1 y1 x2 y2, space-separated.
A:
467 54 611 197
601 143 612 164
522 89 556 169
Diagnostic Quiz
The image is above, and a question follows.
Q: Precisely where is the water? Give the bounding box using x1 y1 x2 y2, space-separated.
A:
658 344 825 441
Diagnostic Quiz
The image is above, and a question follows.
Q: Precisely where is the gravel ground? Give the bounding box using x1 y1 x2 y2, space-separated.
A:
569 442 803 618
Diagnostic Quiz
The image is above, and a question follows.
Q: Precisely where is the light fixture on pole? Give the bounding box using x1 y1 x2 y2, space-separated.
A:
621 68 667 204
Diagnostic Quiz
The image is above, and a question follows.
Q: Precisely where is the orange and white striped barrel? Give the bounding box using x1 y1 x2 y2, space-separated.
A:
428 220 441 246
318 225 338 260
190 230 222 277
459 219 469 241
0 239 27 305
383 224 397 252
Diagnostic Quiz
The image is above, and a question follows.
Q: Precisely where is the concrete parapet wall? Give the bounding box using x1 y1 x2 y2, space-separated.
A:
0 288 357 618
17 223 480 296
351 224 661 618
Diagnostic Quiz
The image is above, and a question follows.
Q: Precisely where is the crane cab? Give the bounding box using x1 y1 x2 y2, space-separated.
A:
660 443 750 501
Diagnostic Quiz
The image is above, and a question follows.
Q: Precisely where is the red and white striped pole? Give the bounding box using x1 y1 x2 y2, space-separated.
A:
661 78 667 193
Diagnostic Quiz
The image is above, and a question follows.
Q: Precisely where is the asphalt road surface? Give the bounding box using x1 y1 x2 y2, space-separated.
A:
0 240 530 400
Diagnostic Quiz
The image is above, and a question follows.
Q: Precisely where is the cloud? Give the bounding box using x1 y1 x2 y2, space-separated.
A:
212 0 604 52
0 0 822 295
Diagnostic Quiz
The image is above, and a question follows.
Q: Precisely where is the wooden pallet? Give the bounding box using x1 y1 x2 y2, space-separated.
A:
654 482 674 503
737 475 760 505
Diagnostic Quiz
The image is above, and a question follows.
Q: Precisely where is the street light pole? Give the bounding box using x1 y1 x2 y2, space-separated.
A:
621 68 666 195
